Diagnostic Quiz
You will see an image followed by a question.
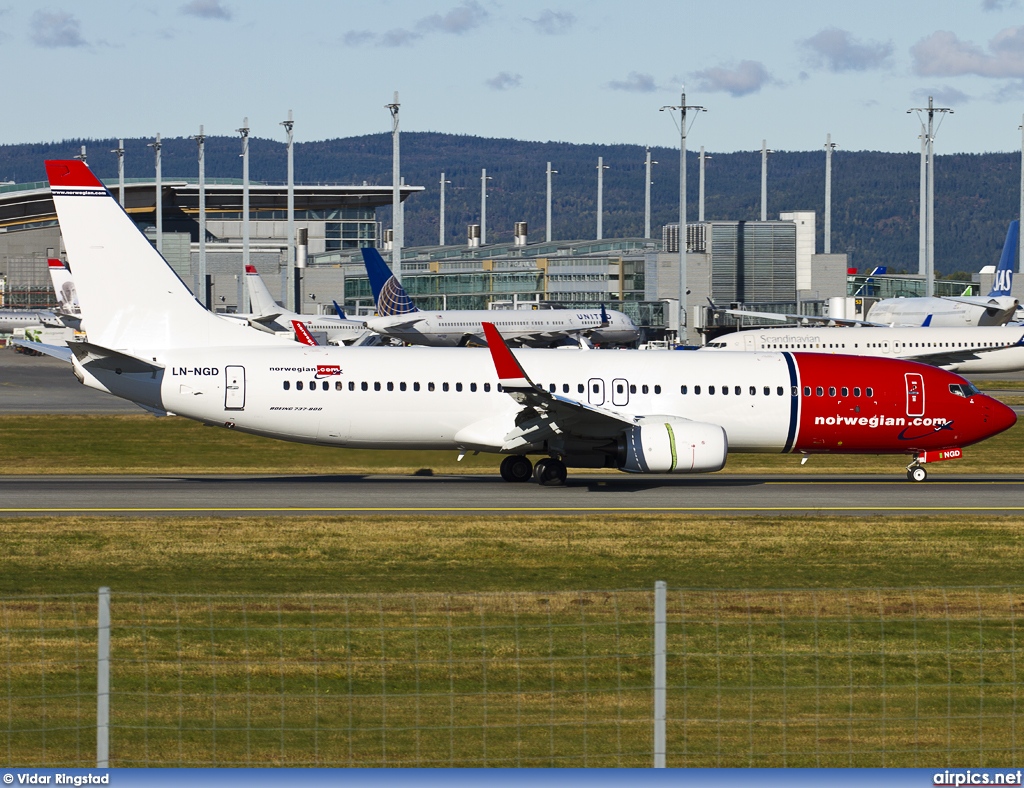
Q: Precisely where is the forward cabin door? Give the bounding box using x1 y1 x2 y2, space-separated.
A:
225 365 246 410
905 372 925 418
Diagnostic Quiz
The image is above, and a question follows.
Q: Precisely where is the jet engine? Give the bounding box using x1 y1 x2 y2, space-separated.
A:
617 418 727 474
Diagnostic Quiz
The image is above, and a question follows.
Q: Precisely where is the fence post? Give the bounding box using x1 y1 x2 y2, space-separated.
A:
97 587 110 768
654 580 666 768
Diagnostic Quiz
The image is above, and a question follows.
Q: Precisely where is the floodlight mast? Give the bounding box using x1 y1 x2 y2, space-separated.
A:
660 88 705 341
1019 115 1024 275
908 96 953 298
644 148 657 239
824 134 837 255
237 118 250 312
439 172 452 246
596 157 610 240
110 139 125 207
281 110 295 310
387 92 402 282
190 126 207 307
698 146 710 224
546 162 557 242
481 169 493 245
760 139 774 222
148 133 162 254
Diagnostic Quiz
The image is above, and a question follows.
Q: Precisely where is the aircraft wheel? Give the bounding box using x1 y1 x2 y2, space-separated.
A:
533 458 568 486
500 455 533 483
907 466 928 482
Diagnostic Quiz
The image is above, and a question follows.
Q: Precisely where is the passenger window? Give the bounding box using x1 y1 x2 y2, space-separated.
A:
841 387 849 397
497 384 503 392
549 384 556 393
695 385 701 395
592 383 600 393
387 382 394 391
789 386 796 396
413 382 420 391
297 381 304 391
484 383 491 392
456 383 463 392
310 381 316 391
443 382 450 392
428 382 435 392
815 386 823 397
681 385 688 394
322 381 329 391
750 386 756 396
374 382 381 391
283 381 290 390
630 384 637 394
562 384 569 393
361 382 368 391
866 387 874 397
734 386 740 395
722 386 728 395
763 386 770 396
577 384 584 394
709 386 716 395
853 387 861 397
828 386 836 397
654 385 661 394
348 381 355 391
640 385 648 394
335 381 343 391
803 386 811 397
400 382 407 391
471 383 477 392
616 384 624 394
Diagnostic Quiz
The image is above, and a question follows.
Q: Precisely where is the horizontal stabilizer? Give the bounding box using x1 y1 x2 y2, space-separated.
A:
10 340 73 363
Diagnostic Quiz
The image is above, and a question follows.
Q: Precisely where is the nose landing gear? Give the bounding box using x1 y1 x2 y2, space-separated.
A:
906 462 928 482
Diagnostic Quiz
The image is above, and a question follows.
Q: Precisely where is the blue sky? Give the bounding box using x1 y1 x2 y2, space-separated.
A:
3 0 1024 154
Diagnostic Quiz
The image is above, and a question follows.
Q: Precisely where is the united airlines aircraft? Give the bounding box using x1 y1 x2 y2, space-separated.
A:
45 159 1015 483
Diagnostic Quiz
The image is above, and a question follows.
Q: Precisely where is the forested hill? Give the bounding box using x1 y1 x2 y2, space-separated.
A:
2 132 1019 276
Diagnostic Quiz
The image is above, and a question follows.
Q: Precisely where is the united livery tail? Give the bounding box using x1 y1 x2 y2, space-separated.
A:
360 247 417 316
988 220 1018 297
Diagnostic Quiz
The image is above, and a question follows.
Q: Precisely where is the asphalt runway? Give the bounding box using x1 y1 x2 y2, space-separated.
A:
3 472 1024 516
0 347 141 413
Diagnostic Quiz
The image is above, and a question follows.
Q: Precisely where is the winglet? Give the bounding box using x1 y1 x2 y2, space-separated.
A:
244 264 258 275
482 322 532 389
921 314 932 327
292 320 318 346
333 300 347 319
47 258 65 269
45 160 105 190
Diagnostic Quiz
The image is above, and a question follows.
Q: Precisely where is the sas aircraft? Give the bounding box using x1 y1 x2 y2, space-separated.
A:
359 247 641 347
45 159 1015 484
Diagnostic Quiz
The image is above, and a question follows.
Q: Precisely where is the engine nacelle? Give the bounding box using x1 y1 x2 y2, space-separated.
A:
617 418 727 474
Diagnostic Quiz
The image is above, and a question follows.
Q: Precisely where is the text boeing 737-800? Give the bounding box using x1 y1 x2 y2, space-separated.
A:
45 159 1016 483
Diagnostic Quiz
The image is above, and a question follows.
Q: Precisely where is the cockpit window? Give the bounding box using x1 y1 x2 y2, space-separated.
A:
949 383 980 398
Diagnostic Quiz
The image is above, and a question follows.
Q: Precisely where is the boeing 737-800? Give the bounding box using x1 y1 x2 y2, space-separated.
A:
44 159 1015 483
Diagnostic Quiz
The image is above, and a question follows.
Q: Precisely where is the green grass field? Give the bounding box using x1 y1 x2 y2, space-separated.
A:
1 384 1022 767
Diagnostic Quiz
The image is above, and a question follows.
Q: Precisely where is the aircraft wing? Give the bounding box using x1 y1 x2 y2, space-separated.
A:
708 300 885 327
903 333 1024 367
365 315 428 332
482 322 641 449
248 313 283 325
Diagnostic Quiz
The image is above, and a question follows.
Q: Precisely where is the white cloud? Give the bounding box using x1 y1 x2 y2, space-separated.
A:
526 10 575 35
344 2 487 48
912 27 1024 78
693 61 772 97
606 72 658 93
802 28 893 72
30 10 86 48
180 0 232 21
486 72 522 90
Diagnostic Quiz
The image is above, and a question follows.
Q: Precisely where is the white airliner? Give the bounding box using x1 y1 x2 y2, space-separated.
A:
360 247 641 347
44 159 1015 483
702 325 1024 374
243 265 378 346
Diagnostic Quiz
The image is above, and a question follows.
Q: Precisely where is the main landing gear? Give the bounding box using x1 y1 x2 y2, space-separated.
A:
906 462 928 482
498 455 568 485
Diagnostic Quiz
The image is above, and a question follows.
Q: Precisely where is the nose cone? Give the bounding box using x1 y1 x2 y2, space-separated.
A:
980 395 1017 439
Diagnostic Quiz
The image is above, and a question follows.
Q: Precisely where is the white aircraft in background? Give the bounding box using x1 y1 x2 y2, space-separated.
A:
713 221 1020 329
359 247 641 347
41 159 1016 483
702 324 1024 374
243 264 378 346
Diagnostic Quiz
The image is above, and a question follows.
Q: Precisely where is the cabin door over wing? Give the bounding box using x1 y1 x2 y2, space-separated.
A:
905 372 925 418
225 365 246 410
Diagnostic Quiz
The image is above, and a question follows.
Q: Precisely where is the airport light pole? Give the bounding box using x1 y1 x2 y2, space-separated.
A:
546 162 557 242
596 157 609 240
74 145 87 164
824 133 837 254
481 168 492 245
644 148 657 239
238 118 250 312
698 146 710 224
916 123 927 278
281 110 295 311
148 133 162 254
439 172 451 246
760 139 774 222
191 125 207 307
110 139 125 207
1019 115 1023 275
909 96 953 297
660 88 705 340
387 92 402 282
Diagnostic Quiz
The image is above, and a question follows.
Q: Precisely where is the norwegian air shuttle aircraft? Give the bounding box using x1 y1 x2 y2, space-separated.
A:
46 159 1015 483
360 247 641 347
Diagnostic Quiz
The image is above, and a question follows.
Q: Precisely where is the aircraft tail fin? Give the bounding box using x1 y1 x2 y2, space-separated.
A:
921 314 932 327
291 320 318 346
332 300 347 319
244 264 283 316
988 220 1018 297
45 160 288 353
360 247 417 316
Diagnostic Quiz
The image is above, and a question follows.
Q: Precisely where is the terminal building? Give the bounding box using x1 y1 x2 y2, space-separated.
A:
7 172 1002 344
